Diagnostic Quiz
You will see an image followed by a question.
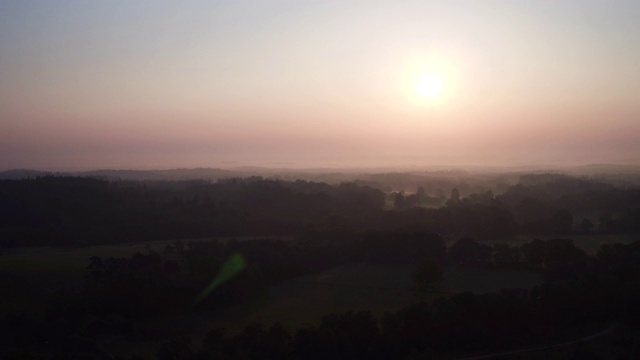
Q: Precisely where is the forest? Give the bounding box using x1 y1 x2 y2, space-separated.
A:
1 171 639 359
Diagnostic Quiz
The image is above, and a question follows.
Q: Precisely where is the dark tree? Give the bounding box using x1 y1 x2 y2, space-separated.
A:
448 237 492 266
580 218 594 233
416 187 427 203
412 258 443 290
549 209 574 234
394 192 405 209
492 243 522 266
450 188 460 202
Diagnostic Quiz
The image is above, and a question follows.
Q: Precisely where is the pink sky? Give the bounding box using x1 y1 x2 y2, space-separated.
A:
1 1 639 170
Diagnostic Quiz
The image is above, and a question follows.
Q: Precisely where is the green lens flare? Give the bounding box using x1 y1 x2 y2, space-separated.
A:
194 253 246 305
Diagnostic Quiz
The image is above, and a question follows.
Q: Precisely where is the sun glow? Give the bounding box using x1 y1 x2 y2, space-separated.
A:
396 54 460 111
416 74 443 99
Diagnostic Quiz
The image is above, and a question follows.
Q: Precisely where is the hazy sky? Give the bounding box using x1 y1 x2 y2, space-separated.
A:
1 0 639 170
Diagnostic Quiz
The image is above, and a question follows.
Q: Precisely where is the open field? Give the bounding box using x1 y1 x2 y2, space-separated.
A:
237 263 415 328
0 237 274 293
441 266 541 294
0 239 209 314
107 262 542 357
193 263 541 335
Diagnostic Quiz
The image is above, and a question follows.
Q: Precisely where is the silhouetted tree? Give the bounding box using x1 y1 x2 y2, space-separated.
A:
448 237 492 266
450 188 460 202
580 218 594 233
394 192 405 209
492 243 522 266
412 259 443 290
549 209 573 234
416 187 427 203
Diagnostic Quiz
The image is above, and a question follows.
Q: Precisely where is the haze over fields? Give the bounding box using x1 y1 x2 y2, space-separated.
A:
2 1 640 170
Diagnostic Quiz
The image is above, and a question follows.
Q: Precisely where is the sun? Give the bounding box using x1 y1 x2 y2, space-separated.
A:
400 58 457 107
416 74 443 99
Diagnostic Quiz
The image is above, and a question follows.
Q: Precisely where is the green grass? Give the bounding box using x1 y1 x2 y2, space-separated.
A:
441 265 541 294
243 263 415 328
196 262 542 335
0 238 210 314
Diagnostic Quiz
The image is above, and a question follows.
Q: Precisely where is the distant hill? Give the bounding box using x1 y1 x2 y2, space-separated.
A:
3 163 640 189
0 169 54 179
79 168 239 181
0 168 243 181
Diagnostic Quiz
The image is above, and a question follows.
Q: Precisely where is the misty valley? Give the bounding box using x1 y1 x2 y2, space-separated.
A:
1 169 639 359
4 0 640 358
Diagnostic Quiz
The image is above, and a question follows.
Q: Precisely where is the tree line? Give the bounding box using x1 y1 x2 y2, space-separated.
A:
2 174 640 249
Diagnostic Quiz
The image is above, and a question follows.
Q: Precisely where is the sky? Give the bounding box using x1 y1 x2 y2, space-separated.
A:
1 0 639 170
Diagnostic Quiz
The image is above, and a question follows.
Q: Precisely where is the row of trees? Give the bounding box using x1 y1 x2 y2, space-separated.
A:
0 177 386 247
2 174 639 248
